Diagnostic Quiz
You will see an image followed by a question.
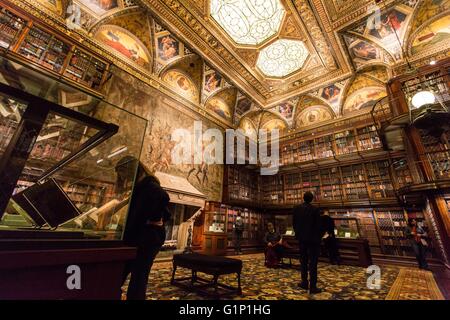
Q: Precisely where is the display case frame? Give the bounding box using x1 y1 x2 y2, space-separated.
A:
0 81 118 218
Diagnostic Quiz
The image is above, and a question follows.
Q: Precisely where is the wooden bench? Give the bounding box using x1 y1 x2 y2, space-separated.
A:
171 253 243 298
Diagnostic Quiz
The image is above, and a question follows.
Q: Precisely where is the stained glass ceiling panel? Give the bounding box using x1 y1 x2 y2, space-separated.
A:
210 0 285 46
256 39 309 78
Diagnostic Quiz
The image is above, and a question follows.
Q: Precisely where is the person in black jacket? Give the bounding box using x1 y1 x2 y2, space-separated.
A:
321 211 340 265
116 156 171 300
293 191 324 294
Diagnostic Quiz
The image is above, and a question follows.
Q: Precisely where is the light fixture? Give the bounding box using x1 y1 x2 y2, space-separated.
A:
429 60 436 65
411 90 436 109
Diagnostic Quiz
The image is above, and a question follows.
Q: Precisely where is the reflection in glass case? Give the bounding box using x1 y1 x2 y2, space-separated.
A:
333 218 361 239
0 56 147 240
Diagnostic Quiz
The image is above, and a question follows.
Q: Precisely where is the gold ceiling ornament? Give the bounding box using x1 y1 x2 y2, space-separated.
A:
210 0 285 45
291 0 337 70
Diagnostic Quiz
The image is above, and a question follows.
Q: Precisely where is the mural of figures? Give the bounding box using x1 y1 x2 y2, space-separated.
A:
77 0 118 16
261 119 286 132
351 41 379 60
278 102 294 119
162 70 198 102
321 84 341 106
412 16 450 53
343 87 387 114
239 118 256 135
351 6 412 59
157 35 180 61
369 9 407 39
206 97 232 121
295 106 334 128
104 69 223 201
235 97 252 116
344 36 385 68
95 26 150 67
204 71 222 93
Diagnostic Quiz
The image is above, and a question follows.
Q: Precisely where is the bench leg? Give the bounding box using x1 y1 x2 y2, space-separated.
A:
171 265 177 284
191 270 197 285
212 274 219 293
237 272 242 295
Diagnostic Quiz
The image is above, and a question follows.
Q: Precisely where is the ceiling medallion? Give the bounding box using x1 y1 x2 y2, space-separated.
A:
210 0 285 45
256 39 309 78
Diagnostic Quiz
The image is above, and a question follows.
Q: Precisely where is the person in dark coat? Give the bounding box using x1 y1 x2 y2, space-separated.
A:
321 211 340 265
293 191 324 294
405 219 430 270
116 156 171 300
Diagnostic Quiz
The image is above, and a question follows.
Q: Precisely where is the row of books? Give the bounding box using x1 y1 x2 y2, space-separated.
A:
280 125 383 166
0 7 108 91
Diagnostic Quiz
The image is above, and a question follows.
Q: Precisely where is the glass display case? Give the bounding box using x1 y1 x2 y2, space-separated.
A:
0 56 147 240
332 217 361 239
204 202 227 233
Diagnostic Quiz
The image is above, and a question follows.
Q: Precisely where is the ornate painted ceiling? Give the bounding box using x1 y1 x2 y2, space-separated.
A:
14 0 450 134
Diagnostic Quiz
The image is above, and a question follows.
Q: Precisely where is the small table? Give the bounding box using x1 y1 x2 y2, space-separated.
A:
171 253 243 298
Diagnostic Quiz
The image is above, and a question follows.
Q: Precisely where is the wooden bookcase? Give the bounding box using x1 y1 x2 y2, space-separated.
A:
225 158 408 206
418 128 450 180
0 5 110 94
203 201 266 253
279 124 384 166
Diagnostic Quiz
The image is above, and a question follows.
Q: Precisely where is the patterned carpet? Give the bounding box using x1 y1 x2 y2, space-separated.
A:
386 268 444 300
122 254 415 300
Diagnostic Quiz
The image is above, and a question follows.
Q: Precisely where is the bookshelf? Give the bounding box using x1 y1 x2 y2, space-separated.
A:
392 158 413 188
334 130 357 155
301 170 321 200
0 7 26 50
64 49 107 91
17 26 70 73
0 4 110 93
225 158 406 205
285 173 302 205
203 202 266 251
295 140 314 162
357 125 382 151
365 160 395 199
319 168 342 201
261 175 284 205
314 134 334 159
204 202 227 234
226 165 260 203
279 125 382 166
374 209 410 256
341 164 368 200
418 128 450 180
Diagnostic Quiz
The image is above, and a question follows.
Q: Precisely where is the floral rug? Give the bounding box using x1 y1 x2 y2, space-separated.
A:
123 254 405 300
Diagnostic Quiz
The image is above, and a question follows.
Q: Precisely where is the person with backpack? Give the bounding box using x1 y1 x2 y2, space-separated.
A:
234 211 244 254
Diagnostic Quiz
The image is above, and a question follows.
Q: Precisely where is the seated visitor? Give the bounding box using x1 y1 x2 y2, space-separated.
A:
264 222 284 268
